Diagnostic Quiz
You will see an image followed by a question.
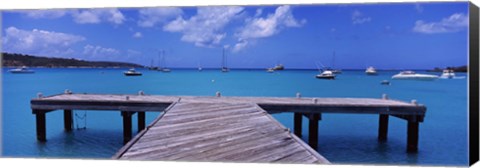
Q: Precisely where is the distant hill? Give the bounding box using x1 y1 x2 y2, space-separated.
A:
427 65 468 72
1 53 144 68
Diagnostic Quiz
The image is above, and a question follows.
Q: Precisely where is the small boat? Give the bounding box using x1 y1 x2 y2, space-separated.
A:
391 71 438 80
331 69 342 74
221 67 229 72
272 64 284 70
440 69 455 79
316 70 335 80
124 68 142 76
9 66 35 73
160 68 171 72
365 66 378 75
380 80 390 85
267 68 275 73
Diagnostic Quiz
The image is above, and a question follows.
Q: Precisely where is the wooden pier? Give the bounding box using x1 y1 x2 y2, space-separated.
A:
30 93 426 163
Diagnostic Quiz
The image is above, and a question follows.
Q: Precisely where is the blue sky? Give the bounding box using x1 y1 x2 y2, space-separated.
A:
1 2 469 69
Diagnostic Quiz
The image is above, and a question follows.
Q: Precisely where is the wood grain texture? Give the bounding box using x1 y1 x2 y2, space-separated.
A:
116 102 329 163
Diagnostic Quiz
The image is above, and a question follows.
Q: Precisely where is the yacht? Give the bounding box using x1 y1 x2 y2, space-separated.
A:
391 71 438 80
9 66 35 73
316 70 335 80
440 69 455 79
267 68 275 73
365 66 377 75
124 68 142 76
272 64 284 70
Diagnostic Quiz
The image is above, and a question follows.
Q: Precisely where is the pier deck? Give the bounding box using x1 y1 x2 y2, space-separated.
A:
30 93 426 163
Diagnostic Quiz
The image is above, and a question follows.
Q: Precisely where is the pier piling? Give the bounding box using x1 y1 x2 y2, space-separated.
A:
34 110 47 142
407 121 419 153
137 111 145 133
294 113 303 137
121 111 133 144
64 110 73 131
378 114 389 142
308 114 320 149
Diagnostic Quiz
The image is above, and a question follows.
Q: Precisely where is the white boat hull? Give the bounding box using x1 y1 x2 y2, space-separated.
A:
392 74 438 80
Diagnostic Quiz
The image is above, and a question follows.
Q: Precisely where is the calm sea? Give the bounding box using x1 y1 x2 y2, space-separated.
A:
1 68 468 166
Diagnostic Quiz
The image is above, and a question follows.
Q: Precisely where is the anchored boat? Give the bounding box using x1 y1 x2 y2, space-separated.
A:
9 66 35 74
365 66 378 75
124 68 142 76
392 71 438 80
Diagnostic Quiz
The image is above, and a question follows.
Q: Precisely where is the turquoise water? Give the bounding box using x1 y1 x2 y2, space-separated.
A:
1 68 468 166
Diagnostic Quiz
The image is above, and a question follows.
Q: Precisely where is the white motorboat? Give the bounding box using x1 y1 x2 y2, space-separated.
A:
440 69 455 79
267 68 274 73
391 71 438 80
365 66 377 75
9 66 35 73
124 68 142 76
316 70 335 80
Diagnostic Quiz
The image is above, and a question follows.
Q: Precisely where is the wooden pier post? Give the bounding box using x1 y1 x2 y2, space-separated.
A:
308 113 320 149
294 113 303 137
34 110 47 142
378 114 389 142
121 111 133 144
138 111 145 133
407 121 419 153
64 110 73 131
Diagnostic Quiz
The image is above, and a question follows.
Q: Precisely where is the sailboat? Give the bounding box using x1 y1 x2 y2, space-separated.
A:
315 62 335 80
158 50 171 72
221 47 229 72
330 51 342 74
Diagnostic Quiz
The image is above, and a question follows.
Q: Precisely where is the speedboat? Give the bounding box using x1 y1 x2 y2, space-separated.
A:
316 70 335 80
440 69 455 79
392 71 438 80
124 68 142 76
221 67 229 72
9 66 35 73
365 66 377 75
267 68 274 73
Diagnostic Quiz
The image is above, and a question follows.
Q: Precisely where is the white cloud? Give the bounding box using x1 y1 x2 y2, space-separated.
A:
415 4 424 13
15 8 125 25
138 7 183 27
83 44 120 58
232 40 248 52
127 49 142 57
71 9 125 25
233 5 305 52
352 10 371 25
2 26 85 56
19 9 68 19
133 32 143 38
163 6 244 47
413 13 468 34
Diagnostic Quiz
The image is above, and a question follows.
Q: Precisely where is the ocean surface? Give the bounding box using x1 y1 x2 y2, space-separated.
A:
1 68 468 166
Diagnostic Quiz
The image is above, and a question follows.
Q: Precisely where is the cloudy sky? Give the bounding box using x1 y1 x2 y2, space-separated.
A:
1 2 469 69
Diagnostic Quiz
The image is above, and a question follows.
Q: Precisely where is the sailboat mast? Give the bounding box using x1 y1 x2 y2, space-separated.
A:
222 47 225 68
332 51 335 69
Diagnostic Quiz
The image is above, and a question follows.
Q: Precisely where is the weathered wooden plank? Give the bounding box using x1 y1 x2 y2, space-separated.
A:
142 123 284 160
128 117 274 153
